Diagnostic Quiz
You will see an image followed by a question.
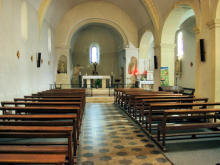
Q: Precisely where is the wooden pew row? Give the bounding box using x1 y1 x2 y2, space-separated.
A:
157 109 220 151
24 94 85 113
1 101 82 134
114 88 160 107
123 92 182 111
145 102 220 134
114 88 144 105
128 95 194 119
0 106 81 141
118 90 180 110
14 97 85 117
0 114 77 156
135 97 208 122
0 89 85 164
115 88 178 108
0 126 73 165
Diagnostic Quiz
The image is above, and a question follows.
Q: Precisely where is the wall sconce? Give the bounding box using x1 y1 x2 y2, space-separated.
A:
17 51 20 59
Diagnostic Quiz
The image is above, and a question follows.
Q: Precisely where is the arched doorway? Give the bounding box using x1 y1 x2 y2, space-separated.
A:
139 31 154 85
161 5 196 88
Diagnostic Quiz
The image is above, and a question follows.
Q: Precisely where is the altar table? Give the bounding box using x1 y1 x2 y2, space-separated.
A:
82 75 111 88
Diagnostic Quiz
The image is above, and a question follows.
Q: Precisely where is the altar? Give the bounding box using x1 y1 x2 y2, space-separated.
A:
82 75 111 88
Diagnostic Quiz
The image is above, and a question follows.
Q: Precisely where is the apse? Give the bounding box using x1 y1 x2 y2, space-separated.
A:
69 23 125 85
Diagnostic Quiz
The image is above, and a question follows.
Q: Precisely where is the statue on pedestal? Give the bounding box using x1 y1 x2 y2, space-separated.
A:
92 62 98 75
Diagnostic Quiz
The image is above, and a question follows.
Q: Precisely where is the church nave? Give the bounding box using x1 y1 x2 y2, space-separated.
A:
78 103 171 165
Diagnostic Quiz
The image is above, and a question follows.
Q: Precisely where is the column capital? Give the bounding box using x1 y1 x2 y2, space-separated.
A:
193 27 200 35
207 19 220 30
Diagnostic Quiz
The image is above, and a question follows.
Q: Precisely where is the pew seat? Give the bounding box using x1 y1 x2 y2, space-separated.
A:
157 109 220 150
0 153 66 165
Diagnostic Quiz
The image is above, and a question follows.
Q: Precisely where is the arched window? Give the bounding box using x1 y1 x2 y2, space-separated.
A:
89 43 100 64
177 31 184 59
48 28 52 55
21 1 28 41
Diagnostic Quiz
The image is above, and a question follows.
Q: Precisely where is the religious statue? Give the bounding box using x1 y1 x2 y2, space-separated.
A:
57 61 66 73
92 62 98 75
57 55 67 74
128 56 138 86
72 64 82 86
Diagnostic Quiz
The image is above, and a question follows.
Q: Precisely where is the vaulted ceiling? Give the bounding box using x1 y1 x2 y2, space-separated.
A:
27 0 179 31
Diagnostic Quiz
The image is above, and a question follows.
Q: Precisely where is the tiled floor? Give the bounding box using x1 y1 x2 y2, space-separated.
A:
78 103 172 165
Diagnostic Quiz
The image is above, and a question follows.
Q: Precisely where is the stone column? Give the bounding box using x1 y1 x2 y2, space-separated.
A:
153 45 161 91
193 27 201 98
207 20 220 101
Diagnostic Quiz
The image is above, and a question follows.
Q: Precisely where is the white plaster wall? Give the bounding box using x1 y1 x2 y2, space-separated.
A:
139 32 154 74
176 29 196 88
0 0 56 101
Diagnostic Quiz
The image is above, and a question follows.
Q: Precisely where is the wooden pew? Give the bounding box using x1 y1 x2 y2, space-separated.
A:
157 109 220 151
24 95 85 113
0 106 81 140
0 126 73 165
114 88 144 105
145 102 220 133
0 114 78 156
136 97 208 122
14 97 85 116
119 90 177 111
129 94 193 118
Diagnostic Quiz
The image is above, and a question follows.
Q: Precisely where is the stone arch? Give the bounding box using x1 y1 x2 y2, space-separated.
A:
38 0 51 34
141 0 160 32
66 18 129 49
161 3 197 86
56 1 138 49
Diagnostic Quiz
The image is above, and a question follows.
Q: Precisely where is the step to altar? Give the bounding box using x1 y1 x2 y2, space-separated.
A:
86 96 114 103
86 88 114 96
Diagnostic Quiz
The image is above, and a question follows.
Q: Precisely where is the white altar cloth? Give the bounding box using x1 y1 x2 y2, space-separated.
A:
82 75 111 88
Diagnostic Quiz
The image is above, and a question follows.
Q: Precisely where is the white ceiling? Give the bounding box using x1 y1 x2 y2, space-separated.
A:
27 0 42 10
27 0 153 30
27 0 182 31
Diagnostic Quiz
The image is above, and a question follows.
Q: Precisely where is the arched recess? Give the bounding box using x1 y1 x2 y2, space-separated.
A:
139 31 154 81
56 1 138 49
66 18 129 49
69 23 125 86
161 4 197 87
